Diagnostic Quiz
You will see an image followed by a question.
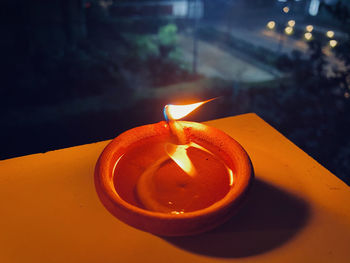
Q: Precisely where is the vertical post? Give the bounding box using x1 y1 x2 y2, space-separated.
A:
277 33 284 54
192 0 199 74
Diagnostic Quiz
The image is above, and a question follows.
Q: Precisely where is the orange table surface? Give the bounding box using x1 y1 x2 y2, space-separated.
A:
1 113 349 263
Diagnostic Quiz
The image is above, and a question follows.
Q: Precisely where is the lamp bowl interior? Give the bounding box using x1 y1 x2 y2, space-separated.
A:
95 121 254 236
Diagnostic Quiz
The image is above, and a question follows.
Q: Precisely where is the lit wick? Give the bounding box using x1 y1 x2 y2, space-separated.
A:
163 99 216 174
164 99 214 145
136 98 234 213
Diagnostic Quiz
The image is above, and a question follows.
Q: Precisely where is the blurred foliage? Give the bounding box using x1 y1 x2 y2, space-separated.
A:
1 1 196 159
121 23 192 87
201 1 350 185
122 23 179 61
243 1 350 184
1 2 192 110
158 23 178 46
122 34 160 60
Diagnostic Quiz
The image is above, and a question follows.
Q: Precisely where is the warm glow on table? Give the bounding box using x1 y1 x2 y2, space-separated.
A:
1 113 349 263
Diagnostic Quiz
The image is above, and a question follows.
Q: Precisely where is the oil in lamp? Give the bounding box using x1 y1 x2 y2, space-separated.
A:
95 99 253 236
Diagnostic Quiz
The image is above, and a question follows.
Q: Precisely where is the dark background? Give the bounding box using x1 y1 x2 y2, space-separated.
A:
1 0 349 185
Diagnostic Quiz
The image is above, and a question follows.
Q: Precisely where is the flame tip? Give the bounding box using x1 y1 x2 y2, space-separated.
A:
164 98 216 121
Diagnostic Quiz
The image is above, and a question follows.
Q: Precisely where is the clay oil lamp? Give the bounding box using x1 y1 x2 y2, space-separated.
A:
95 99 253 236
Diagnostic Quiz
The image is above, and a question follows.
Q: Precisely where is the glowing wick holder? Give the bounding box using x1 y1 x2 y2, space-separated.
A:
95 120 254 236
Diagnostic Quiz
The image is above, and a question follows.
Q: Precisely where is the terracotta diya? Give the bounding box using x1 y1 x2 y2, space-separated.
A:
95 99 254 236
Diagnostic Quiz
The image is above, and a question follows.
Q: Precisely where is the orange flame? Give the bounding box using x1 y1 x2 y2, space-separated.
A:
164 98 215 121
163 98 217 177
